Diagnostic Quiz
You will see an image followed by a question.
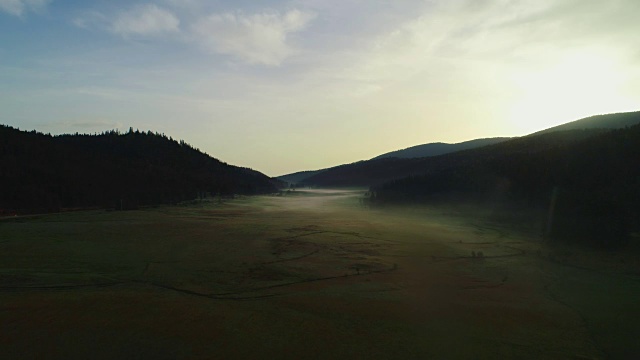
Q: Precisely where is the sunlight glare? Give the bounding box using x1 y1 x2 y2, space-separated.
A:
507 49 633 133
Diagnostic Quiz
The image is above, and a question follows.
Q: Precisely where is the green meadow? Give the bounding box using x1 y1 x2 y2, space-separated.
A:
1 189 639 359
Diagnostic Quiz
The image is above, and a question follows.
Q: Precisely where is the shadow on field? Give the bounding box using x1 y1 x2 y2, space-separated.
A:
1 189 639 359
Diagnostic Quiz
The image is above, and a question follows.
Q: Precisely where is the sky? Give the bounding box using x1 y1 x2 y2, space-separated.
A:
1 0 639 176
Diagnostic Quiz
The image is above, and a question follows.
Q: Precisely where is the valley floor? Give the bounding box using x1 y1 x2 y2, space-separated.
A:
1 189 639 359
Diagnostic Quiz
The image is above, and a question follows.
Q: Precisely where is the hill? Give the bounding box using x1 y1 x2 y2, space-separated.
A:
299 111 640 187
533 110 640 135
0 126 280 214
302 129 605 187
371 137 511 160
277 170 324 185
371 124 640 248
277 138 510 184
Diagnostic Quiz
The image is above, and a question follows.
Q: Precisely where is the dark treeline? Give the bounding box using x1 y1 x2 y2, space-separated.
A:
0 126 280 214
371 137 511 160
297 111 640 188
302 129 607 188
371 125 640 248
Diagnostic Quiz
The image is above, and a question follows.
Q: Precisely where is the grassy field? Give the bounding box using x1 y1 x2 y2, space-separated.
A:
1 189 639 359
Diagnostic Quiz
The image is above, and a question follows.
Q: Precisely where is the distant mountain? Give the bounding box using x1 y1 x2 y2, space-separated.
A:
303 129 605 187
299 110 640 188
532 110 640 135
371 123 640 248
277 138 510 185
372 137 511 160
277 170 325 185
0 126 280 214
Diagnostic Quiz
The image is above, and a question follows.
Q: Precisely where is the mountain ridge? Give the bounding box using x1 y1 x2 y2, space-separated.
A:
0 126 280 214
371 137 511 160
282 110 640 187
532 110 640 135
370 123 640 248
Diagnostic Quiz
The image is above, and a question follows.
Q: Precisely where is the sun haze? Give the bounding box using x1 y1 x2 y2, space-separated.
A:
1 0 639 175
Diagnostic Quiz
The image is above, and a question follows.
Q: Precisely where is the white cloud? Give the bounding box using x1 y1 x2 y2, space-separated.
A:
0 0 49 17
72 10 107 30
163 0 201 10
111 3 180 36
191 9 315 66
333 0 640 91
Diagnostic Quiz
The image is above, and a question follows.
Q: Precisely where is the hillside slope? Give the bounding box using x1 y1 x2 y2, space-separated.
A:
0 126 279 214
372 124 640 248
533 110 640 135
277 170 324 185
372 137 511 160
277 138 510 184
303 129 604 187
301 111 640 187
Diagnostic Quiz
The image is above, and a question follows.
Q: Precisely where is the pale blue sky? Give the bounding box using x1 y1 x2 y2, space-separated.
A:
2 0 639 175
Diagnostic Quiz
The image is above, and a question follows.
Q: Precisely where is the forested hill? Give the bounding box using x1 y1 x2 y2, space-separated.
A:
301 129 607 187
532 110 640 135
0 126 280 214
371 137 511 160
371 124 640 248
299 111 640 187
276 138 509 184
277 169 324 185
